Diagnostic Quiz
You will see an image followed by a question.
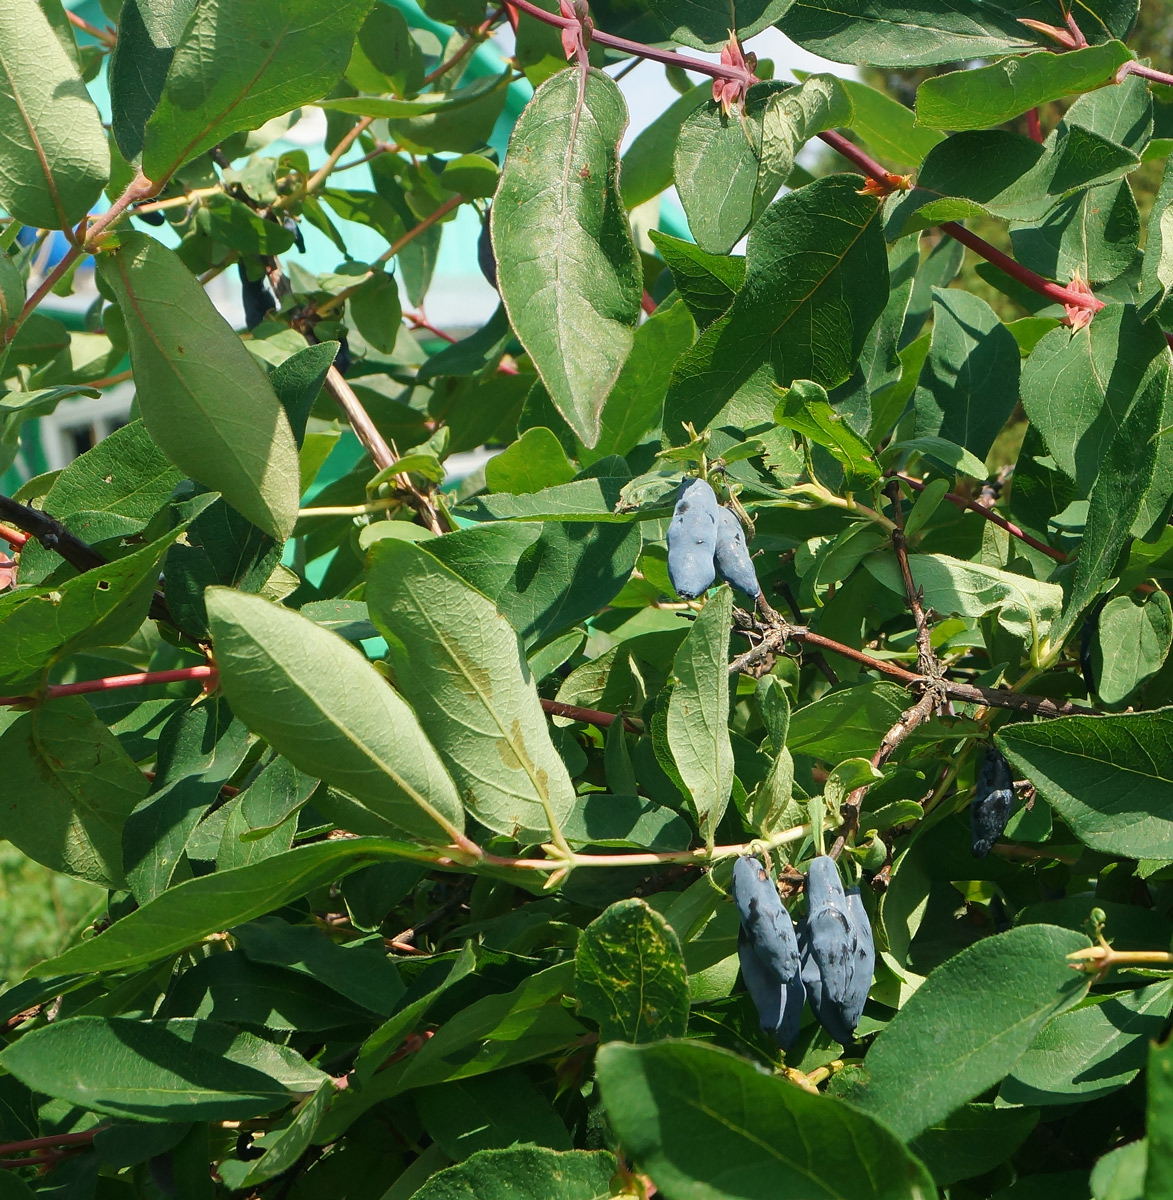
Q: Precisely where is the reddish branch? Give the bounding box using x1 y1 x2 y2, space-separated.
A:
897 473 1067 562
816 130 1103 319
506 0 755 88
0 523 27 548
541 698 642 732
0 1131 104 1156
0 666 216 709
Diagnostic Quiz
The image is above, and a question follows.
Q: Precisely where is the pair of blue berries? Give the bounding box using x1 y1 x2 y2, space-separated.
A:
667 477 760 600
733 855 875 1049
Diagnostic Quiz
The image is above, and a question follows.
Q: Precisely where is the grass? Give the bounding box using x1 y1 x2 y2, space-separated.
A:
0 845 104 986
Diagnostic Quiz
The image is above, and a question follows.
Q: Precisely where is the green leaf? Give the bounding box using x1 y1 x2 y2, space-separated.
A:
28 837 428 977
916 44 1133 132
0 0 108 229
459 473 633 522
1011 180 1140 287
597 1039 936 1199
786 681 912 763
647 231 745 331
887 126 1141 236
997 711 1173 858
912 289 1021 462
673 82 793 257
416 1071 572 1160
366 538 577 841
232 915 403 1015
663 175 887 443
909 1105 1040 1189
14 419 182 584
0 1017 326 1121
865 552 1063 651
164 951 374 1030
1021 306 1173 524
778 0 1136 68
97 234 300 541
0 255 24 341
492 69 641 448
0 697 147 886
621 83 709 209
424 520 641 649
575 899 689 1043
835 76 943 168
205 588 464 844
109 0 197 161
412 1148 616 1200
142 0 372 181
235 1079 332 1186
582 299 696 462
1003 980 1173 1106
396 962 586 1090
668 587 733 844
349 270 402 354
849 924 1090 1141
0 527 181 691
775 379 880 487
164 499 281 639
890 436 988 480
1093 1141 1147 1200
647 0 792 50
1142 155 1173 321
1048 377 1163 654
1094 592 1173 704
1149 1038 1173 1199
485 427 576 495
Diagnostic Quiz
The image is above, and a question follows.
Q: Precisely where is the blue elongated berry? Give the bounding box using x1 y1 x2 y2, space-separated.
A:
805 855 855 1009
731 855 800 983
713 507 760 598
971 745 1015 858
738 927 805 1049
800 886 873 1045
798 920 848 1045
840 887 874 1030
667 477 718 599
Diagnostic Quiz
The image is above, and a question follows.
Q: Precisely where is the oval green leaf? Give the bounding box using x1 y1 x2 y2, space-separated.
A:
492 68 641 448
0 0 108 228
597 1039 936 1200
97 234 300 541
366 537 577 841
205 588 464 844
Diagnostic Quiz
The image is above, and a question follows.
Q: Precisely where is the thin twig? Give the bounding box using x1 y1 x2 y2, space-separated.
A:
0 1130 105 1157
64 9 115 46
885 479 940 681
0 492 174 627
540 698 642 733
0 666 216 709
816 130 1103 318
0 523 27 548
320 368 448 534
507 0 755 87
897 473 1066 562
421 7 505 86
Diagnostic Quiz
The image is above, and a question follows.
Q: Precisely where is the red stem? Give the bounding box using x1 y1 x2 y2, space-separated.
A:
0 524 28 548
1026 107 1043 143
897 473 1066 562
1117 60 1173 88
815 130 1103 315
0 666 217 708
506 0 753 85
0 1130 103 1156
540 697 642 733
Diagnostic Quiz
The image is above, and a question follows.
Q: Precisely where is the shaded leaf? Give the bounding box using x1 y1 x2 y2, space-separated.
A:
98 234 300 541
492 68 641 448
206 588 465 844
366 538 576 840
575 899 689 1043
